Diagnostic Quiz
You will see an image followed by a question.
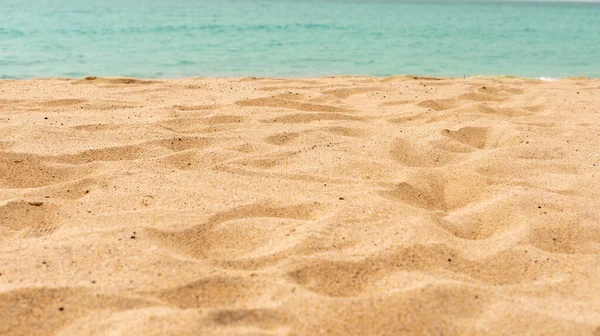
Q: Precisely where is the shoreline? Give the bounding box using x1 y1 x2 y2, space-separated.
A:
1 74 599 83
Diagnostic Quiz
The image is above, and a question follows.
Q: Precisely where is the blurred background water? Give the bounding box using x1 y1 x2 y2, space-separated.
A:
1 0 599 79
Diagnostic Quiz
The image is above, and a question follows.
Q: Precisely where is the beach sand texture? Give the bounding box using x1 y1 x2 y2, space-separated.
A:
1 76 599 335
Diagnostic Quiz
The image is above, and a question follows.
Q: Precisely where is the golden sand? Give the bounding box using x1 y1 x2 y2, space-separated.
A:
1 76 599 335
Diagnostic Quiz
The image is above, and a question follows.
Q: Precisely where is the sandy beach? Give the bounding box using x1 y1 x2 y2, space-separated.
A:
1 76 599 335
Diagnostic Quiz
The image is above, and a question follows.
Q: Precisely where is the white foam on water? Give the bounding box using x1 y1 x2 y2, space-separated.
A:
539 77 559 81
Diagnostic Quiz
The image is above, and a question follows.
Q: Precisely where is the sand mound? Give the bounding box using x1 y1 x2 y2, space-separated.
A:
72 77 159 85
1 76 599 335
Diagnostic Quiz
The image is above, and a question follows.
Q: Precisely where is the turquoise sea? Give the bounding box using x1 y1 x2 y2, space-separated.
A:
1 0 599 79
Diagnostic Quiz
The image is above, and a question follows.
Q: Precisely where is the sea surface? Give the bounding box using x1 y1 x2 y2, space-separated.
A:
1 0 599 79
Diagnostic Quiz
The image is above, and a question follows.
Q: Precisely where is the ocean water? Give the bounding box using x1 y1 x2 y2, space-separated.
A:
1 0 599 79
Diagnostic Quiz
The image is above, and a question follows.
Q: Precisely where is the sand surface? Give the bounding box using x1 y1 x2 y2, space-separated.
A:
1 76 599 335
